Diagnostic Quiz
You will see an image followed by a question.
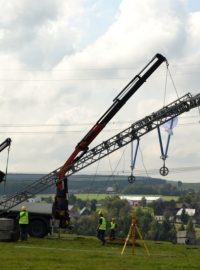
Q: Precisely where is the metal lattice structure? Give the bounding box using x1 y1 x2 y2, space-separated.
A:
0 92 200 214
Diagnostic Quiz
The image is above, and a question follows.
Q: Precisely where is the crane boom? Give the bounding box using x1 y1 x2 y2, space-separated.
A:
0 92 200 216
58 53 167 181
0 138 11 153
0 138 11 183
55 53 166 226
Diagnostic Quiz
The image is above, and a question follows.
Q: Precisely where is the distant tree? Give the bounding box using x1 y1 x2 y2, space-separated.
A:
68 193 77 204
72 214 97 236
177 181 183 190
104 196 131 219
186 218 195 234
180 208 189 225
135 208 153 238
178 223 185 231
158 219 176 242
103 196 132 238
41 196 53 203
149 199 165 215
147 219 160 240
141 196 147 207
90 199 97 212
76 198 86 209
160 183 179 196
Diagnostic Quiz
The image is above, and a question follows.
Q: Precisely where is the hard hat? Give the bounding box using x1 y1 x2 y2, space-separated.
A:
98 211 103 215
21 205 26 211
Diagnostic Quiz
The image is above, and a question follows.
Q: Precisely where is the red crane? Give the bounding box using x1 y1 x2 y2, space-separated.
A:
54 54 167 227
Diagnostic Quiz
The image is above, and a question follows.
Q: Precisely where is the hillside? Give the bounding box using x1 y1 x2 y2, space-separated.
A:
0 173 200 196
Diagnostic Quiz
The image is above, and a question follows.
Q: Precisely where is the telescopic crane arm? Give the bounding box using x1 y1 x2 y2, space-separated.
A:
55 53 166 227
58 53 167 182
0 138 11 153
0 138 11 183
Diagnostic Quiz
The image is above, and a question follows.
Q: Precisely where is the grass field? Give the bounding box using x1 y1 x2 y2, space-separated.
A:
75 193 179 201
0 235 200 270
40 193 179 202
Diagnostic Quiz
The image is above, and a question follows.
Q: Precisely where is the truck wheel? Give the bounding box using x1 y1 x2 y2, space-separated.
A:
29 219 48 238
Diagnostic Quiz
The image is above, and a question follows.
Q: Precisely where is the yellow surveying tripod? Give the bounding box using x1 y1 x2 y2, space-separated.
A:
121 216 150 256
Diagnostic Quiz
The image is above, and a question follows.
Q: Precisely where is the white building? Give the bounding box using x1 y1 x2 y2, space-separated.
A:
119 195 160 206
176 208 196 223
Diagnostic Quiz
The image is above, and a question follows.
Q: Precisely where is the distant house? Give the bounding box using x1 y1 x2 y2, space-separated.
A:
176 230 196 245
106 187 115 194
176 208 196 223
155 215 165 222
27 196 41 203
176 202 190 209
119 196 160 206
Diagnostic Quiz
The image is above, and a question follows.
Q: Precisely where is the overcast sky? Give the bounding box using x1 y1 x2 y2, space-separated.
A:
0 0 200 183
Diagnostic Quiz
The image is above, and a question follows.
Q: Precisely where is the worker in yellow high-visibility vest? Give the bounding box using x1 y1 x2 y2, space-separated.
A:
97 211 106 245
109 218 117 240
19 205 29 241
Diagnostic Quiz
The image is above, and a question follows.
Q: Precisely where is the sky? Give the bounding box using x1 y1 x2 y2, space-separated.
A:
0 0 200 183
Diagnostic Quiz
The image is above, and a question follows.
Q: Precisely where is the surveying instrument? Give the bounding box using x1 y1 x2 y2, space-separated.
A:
121 216 150 256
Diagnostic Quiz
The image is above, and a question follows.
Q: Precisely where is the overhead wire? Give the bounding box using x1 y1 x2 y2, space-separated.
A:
126 62 182 181
82 165 200 176
138 145 152 181
89 146 128 201
84 158 101 203
0 120 199 135
0 62 200 71
0 116 199 127
0 65 199 82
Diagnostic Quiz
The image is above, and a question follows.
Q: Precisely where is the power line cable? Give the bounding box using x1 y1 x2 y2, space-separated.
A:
94 146 128 199
138 146 152 181
0 117 199 128
0 121 199 135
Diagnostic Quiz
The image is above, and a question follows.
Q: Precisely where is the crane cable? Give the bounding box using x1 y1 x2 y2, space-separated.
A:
98 146 128 199
167 66 180 100
163 62 168 107
83 146 128 203
3 144 11 192
158 65 180 176
84 158 101 203
138 145 152 181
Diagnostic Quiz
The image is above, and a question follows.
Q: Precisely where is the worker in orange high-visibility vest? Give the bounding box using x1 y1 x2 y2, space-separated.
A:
19 205 29 241
97 211 106 245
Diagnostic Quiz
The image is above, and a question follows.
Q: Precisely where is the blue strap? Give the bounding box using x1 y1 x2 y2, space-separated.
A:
131 139 139 170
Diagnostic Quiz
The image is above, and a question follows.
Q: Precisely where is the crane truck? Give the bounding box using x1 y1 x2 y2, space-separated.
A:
0 54 200 240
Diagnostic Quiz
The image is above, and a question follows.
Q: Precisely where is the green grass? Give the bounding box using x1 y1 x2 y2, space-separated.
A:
39 193 179 202
0 235 200 270
75 193 179 201
75 193 110 200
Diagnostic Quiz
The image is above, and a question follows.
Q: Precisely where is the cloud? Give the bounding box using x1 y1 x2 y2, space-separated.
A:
0 0 200 182
0 0 85 67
